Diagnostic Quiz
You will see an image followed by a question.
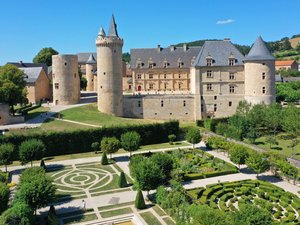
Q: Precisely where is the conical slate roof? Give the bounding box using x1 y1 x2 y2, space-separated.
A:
98 27 106 37
108 14 118 37
86 54 96 64
245 36 275 61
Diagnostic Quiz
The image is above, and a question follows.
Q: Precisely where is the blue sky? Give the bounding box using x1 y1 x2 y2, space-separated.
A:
0 0 299 65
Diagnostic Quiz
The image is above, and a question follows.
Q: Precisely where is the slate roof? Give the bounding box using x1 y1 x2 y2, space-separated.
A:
20 67 43 83
86 54 96 64
108 15 118 37
77 52 97 64
245 36 275 61
130 46 201 69
7 62 48 75
193 40 245 67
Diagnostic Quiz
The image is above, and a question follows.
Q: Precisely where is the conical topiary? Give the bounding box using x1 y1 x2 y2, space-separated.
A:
135 190 146 209
101 151 108 165
47 205 59 225
118 171 127 188
40 159 46 171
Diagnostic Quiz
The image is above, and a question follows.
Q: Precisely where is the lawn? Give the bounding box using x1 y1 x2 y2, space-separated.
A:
25 106 50 120
100 207 133 218
140 212 162 225
63 213 98 224
59 103 163 127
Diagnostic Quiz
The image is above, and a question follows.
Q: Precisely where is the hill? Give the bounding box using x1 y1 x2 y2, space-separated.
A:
290 36 300 48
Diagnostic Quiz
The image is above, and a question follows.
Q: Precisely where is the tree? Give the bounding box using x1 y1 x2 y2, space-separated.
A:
280 39 292 51
231 204 274 225
0 202 33 225
168 134 176 144
0 143 14 172
121 131 141 157
118 171 128 188
129 154 145 178
33 47 58 66
101 151 108 165
229 145 249 169
16 167 56 214
91 142 99 154
150 153 174 179
0 64 27 114
19 139 46 167
265 103 282 143
185 127 201 149
134 158 164 195
135 190 146 209
47 205 59 225
101 137 120 159
0 182 10 214
246 152 270 177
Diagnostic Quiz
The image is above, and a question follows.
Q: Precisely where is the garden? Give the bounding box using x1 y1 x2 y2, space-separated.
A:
188 179 300 223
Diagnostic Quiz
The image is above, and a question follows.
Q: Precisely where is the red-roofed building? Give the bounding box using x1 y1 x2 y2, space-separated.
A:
275 60 298 70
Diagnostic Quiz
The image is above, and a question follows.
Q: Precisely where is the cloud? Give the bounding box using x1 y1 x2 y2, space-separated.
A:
216 19 235 25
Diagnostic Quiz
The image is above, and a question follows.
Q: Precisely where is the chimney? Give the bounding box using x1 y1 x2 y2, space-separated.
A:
183 44 188 51
157 44 161 52
170 45 175 51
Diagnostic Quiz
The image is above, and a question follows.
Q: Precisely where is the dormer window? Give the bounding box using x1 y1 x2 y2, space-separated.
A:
149 63 154 68
228 53 235 66
191 56 196 65
136 59 143 68
178 62 184 68
206 54 213 66
163 62 169 68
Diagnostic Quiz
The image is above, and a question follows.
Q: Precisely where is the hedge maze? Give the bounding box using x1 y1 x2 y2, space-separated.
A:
188 180 300 223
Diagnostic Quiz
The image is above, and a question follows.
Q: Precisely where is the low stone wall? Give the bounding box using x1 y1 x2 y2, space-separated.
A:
0 103 24 125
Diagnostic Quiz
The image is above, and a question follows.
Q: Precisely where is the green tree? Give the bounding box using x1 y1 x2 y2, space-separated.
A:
121 131 141 157
0 64 27 114
118 171 128 188
33 47 58 66
91 142 99 154
122 52 131 63
16 167 56 214
129 154 145 178
19 139 46 167
101 137 120 159
246 152 270 177
0 182 10 214
101 151 108 165
135 190 146 209
0 143 14 172
229 145 249 169
185 127 201 149
280 39 292 51
150 153 174 179
265 103 282 143
231 204 274 225
168 134 176 144
0 202 33 225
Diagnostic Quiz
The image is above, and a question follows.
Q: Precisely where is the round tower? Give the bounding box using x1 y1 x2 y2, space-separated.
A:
52 55 80 105
244 36 275 105
85 54 96 92
96 15 123 116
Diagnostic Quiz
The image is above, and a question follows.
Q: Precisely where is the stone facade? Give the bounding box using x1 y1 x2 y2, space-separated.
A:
52 55 80 105
0 103 24 125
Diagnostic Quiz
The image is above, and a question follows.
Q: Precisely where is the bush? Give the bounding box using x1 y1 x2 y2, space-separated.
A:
168 134 176 144
0 121 179 159
101 152 108 165
135 190 146 209
91 142 99 153
0 182 10 213
0 171 9 183
118 171 127 188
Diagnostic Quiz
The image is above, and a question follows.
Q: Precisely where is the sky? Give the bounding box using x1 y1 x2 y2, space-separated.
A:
0 0 299 65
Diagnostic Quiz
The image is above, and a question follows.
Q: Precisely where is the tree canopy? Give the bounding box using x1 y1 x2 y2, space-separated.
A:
185 127 201 149
101 137 120 158
0 143 14 172
33 47 58 66
121 131 141 157
19 139 46 166
246 152 270 177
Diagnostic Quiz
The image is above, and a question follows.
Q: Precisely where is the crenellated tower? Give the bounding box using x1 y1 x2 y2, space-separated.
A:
96 15 124 116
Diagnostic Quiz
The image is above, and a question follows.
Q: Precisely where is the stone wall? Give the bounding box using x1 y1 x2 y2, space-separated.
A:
0 104 24 125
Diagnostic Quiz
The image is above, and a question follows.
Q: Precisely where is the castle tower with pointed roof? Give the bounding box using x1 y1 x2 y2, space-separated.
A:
244 36 275 105
96 15 124 116
86 54 96 91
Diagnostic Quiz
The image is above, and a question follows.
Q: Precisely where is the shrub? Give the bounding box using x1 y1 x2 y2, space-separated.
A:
47 205 59 225
0 182 10 214
101 152 108 165
118 171 127 188
135 190 146 209
19 139 45 166
168 134 176 144
91 142 99 154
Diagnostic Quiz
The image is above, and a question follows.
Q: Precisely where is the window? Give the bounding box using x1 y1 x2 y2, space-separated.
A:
262 72 266 80
161 100 164 107
207 70 213 78
178 62 184 68
229 101 232 107
178 74 181 78
214 96 217 100
164 63 168 68
179 83 182 89
164 74 167 79
74 73 76 78
229 85 235 93
201 104 204 112
183 100 186 107
137 74 142 79
262 86 266 94
54 83 59 89
214 104 217 112
149 83 154 90
149 63 154 68
149 74 153 79
138 101 141 107
207 83 212 91
164 83 167 89
206 59 212 66
229 58 235 66
201 96 203 100
64 62 67 66
129 85 131 90
137 63 141 68
229 72 235 80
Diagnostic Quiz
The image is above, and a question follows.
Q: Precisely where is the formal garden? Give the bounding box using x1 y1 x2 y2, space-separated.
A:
188 179 300 223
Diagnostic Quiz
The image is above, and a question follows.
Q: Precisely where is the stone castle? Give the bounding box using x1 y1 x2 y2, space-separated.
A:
52 15 275 121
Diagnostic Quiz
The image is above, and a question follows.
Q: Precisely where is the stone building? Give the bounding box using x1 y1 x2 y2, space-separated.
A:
52 55 80 105
95 16 275 121
275 60 299 71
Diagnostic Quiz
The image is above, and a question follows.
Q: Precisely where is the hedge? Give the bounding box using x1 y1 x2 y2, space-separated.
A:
0 120 179 159
196 117 229 132
184 169 238 181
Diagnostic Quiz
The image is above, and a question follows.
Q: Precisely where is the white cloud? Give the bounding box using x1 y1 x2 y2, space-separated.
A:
216 19 235 25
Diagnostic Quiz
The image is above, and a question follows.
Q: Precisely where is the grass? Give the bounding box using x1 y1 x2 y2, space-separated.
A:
152 205 166 216
58 208 94 218
59 103 163 127
25 106 50 120
163 217 176 225
100 207 133 218
98 201 134 211
89 174 120 193
63 213 97 224
91 187 131 197
140 212 162 225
